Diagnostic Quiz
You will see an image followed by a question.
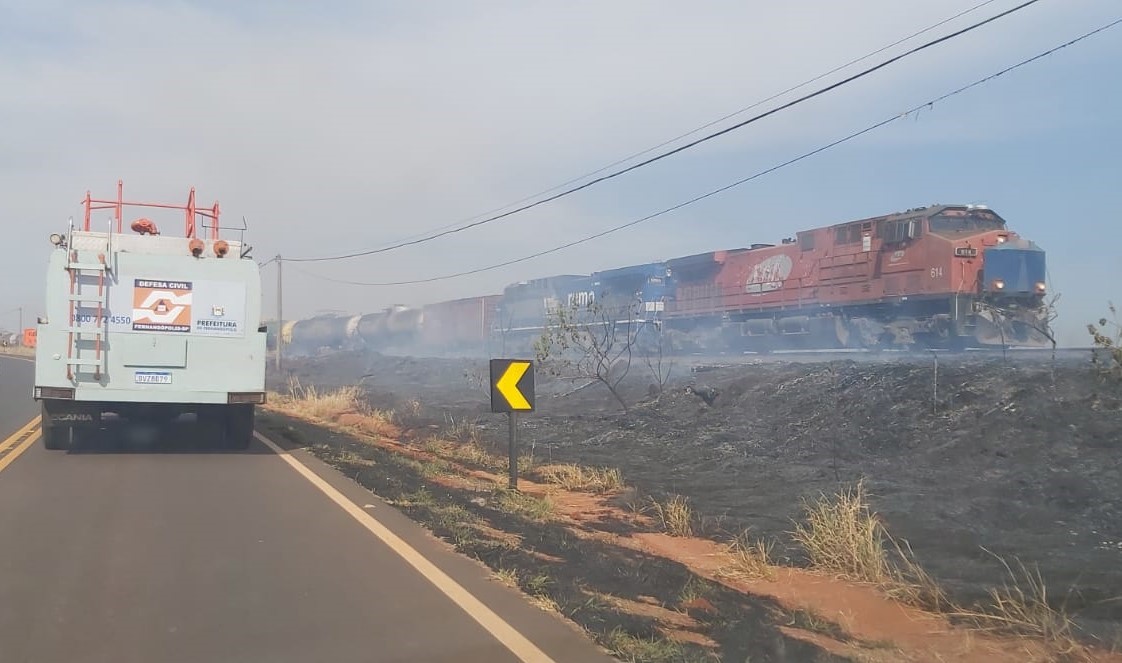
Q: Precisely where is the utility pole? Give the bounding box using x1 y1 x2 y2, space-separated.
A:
18 307 22 333
275 255 283 372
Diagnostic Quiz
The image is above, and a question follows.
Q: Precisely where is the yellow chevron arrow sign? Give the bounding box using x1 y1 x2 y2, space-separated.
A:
490 359 535 413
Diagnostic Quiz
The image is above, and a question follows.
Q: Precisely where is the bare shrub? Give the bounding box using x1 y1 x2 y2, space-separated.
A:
1089 302 1122 381
393 397 424 428
641 327 674 399
535 298 642 413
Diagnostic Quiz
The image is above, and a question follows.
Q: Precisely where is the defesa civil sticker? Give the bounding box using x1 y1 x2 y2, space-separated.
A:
134 371 172 384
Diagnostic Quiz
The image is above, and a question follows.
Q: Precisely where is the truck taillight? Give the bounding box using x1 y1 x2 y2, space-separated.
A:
228 392 266 404
35 386 75 399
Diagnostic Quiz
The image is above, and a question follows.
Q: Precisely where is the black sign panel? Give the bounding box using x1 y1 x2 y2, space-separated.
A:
489 359 535 413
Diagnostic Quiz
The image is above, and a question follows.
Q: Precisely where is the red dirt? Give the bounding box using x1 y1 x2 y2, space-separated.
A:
632 532 1108 663
264 402 1122 662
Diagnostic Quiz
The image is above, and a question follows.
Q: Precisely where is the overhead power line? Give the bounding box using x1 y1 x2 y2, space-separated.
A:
305 0 1002 254
292 16 1121 287
288 0 1045 264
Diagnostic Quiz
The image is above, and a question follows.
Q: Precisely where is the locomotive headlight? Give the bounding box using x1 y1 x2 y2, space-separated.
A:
49 233 64 246
1035 281 1046 293
993 279 1005 290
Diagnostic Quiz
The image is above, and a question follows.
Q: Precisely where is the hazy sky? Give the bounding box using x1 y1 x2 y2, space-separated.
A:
1 0 1118 346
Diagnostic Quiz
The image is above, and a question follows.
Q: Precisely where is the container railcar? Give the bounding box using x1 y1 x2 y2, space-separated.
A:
419 295 500 353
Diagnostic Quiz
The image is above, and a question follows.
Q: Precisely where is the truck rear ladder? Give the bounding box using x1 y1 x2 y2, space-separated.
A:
65 233 109 381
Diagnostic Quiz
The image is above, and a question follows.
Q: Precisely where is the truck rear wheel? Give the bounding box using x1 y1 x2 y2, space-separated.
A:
40 403 71 451
42 425 72 450
224 404 255 450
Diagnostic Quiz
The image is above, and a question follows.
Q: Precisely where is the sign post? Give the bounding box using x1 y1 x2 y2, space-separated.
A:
489 359 535 490
508 411 518 489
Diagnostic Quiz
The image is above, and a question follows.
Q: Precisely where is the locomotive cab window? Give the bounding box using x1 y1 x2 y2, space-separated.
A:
929 210 1006 236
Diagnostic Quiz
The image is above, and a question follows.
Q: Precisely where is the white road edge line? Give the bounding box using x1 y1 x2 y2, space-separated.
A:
254 431 559 663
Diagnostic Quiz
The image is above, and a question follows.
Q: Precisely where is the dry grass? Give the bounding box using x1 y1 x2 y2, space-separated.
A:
270 377 401 438
527 594 561 613
420 436 449 455
716 531 777 581
615 486 648 514
601 626 711 663
882 537 949 611
444 413 482 444
789 477 955 610
491 567 519 588
536 463 625 493
651 494 694 537
417 434 533 479
791 480 1098 657
951 550 1084 656
791 480 948 611
789 482 946 610
676 576 714 606
785 606 849 641
449 441 504 470
278 376 364 420
394 487 436 508
0 346 34 358
793 480 889 584
494 488 555 522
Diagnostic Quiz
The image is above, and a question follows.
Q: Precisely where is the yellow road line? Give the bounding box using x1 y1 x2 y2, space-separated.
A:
0 416 41 454
255 431 559 663
0 416 42 473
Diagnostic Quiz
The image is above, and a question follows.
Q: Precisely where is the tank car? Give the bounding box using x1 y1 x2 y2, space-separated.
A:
356 306 422 350
285 314 352 355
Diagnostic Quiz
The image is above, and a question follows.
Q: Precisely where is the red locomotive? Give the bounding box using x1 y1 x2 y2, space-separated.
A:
664 204 1049 351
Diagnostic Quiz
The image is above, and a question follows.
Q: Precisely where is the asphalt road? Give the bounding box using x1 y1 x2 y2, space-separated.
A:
0 355 612 663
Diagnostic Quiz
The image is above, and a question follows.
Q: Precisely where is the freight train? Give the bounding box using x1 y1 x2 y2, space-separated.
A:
272 203 1051 356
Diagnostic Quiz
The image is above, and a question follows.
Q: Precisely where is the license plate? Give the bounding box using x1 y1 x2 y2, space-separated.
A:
135 371 172 384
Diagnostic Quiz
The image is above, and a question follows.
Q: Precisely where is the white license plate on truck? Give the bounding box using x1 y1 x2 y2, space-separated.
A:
134 371 172 384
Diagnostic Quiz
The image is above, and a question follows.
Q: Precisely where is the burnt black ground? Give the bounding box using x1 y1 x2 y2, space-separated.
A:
275 348 1122 644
